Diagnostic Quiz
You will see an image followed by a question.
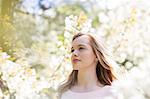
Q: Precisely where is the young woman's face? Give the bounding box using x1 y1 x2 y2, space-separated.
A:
71 35 97 70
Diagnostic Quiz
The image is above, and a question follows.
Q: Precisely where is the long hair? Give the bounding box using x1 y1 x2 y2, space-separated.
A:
58 33 117 97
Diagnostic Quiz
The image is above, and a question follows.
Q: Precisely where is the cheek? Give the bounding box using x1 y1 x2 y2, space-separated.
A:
71 54 73 59
82 51 96 61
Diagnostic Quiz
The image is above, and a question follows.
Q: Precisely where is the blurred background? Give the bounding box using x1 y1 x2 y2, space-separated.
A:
0 0 150 99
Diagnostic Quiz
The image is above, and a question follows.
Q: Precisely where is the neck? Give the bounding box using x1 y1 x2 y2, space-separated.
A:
76 66 103 90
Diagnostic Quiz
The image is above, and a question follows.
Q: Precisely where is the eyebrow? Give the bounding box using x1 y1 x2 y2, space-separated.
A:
71 44 86 49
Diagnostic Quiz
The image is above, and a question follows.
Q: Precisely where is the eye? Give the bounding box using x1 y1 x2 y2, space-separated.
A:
71 49 74 53
79 47 84 50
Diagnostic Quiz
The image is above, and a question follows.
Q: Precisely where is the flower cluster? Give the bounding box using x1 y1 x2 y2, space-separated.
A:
64 12 95 36
0 51 50 99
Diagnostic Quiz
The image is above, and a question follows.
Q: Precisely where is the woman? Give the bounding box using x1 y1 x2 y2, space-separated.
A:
58 33 119 99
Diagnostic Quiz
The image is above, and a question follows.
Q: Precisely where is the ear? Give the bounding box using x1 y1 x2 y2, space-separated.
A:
95 57 98 61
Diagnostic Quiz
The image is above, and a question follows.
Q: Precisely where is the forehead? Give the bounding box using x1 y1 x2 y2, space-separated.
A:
72 35 91 47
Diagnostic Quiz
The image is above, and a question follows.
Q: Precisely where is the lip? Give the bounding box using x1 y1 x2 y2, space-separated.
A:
72 59 80 63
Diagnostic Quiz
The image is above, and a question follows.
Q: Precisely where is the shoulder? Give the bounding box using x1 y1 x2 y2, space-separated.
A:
60 90 72 99
101 85 123 99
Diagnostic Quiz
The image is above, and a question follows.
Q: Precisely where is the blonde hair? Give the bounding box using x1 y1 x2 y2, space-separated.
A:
58 33 116 98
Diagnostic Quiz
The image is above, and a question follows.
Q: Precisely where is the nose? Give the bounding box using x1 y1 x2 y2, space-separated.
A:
72 49 79 56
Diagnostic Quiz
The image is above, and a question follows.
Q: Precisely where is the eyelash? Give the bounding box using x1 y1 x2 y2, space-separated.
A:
71 47 84 53
79 47 84 50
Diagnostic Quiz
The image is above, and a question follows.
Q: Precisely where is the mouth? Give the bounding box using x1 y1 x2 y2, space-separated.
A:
72 59 80 63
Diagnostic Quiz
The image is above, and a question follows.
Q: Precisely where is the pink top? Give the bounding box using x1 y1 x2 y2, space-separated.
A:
61 86 121 99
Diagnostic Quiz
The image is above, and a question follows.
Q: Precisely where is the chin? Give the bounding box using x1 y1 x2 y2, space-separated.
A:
73 68 78 70
73 66 79 70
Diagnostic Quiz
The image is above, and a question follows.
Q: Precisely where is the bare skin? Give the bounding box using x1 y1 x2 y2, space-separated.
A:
71 35 104 92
